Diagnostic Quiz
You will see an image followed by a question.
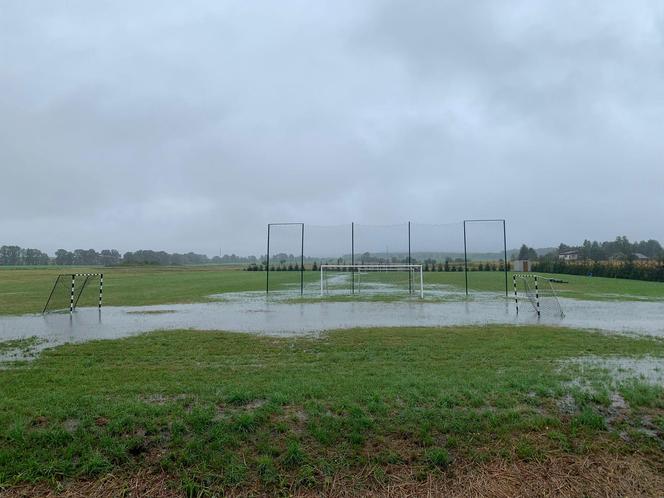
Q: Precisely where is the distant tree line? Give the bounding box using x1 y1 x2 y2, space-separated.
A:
558 236 663 261
0 246 50 265
0 244 260 266
512 236 664 283
515 236 664 263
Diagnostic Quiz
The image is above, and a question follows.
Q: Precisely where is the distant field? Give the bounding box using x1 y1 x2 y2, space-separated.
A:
1 266 664 315
0 266 264 315
1 326 663 495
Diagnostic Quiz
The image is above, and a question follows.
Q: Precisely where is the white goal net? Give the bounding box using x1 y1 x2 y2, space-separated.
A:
513 274 564 318
320 264 423 298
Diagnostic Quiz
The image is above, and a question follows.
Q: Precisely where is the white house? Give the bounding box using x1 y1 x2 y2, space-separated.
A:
558 250 579 261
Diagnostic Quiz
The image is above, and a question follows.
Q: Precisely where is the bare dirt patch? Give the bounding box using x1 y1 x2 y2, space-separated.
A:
3 452 663 497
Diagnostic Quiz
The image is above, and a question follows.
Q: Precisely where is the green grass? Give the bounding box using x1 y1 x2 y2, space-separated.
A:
1 325 663 494
1 266 664 316
0 266 292 315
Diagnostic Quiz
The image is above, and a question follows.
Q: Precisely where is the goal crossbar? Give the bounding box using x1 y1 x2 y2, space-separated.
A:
320 264 424 298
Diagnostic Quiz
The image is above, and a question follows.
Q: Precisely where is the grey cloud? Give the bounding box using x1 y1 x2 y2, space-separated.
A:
1 0 663 255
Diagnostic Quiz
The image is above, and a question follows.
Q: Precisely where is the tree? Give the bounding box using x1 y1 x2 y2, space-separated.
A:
100 249 121 266
24 248 49 265
0 246 22 265
55 249 74 265
517 244 538 261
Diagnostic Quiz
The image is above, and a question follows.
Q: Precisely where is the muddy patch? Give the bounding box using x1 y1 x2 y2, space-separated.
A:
139 393 191 405
556 394 577 415
4 452 664 497
63 418 80 433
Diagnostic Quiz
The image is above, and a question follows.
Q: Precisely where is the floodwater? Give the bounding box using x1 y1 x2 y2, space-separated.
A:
2 290 664 362
564 355 664 385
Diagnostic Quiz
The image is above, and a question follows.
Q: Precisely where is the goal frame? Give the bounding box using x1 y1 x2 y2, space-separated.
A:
320 264 424 298
513 273 564 318
43 273 104 314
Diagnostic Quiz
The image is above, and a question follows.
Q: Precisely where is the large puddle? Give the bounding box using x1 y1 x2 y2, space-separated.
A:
564 355 664 385
2 291 664 362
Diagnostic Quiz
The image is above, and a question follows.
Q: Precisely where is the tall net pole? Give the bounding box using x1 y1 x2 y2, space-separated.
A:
300 223 304 296
463 221 469 296
408 221 412 294
351 222 355 294
266 224 271 294
503 220 508 297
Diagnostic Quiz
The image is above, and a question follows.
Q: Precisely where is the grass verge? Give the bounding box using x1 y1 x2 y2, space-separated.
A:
1 325 663 495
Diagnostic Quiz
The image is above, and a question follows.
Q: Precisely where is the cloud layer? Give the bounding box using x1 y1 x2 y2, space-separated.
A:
1 0 663 255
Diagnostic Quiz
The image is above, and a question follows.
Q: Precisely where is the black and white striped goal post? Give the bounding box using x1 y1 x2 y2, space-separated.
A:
43 273 104 314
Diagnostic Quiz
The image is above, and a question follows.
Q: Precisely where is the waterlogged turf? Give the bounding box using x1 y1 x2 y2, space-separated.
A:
1 266 664 316
3 293 664 363
0 326 663 495
2 266 664 494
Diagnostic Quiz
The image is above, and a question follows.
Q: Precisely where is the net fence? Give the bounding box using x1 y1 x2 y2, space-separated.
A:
266 224 304 294
464 220 508 295
265 220 509 298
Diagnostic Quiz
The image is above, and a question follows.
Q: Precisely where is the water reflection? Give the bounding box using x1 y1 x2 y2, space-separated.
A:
1 291 663 362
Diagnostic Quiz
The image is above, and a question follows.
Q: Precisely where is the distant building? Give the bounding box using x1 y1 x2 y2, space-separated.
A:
633 253 650 261
513 260 532 272
558 250 579 261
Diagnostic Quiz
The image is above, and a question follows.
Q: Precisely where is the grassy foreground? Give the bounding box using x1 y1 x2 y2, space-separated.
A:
1 266 664 315
1 326 663 495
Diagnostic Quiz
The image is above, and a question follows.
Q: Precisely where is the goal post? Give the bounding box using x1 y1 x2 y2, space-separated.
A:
320 264 424 298
513 273 564 318
43 273 104 314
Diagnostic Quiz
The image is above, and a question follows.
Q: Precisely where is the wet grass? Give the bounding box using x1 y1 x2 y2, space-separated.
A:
0 337 45 356
0 266 289 315
1 266 663 316
1 325 663 494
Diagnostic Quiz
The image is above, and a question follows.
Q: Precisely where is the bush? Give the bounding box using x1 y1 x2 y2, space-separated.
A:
533 260 664 283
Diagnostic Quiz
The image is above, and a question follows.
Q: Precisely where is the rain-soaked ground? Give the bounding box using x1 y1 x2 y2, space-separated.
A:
2 283 664 362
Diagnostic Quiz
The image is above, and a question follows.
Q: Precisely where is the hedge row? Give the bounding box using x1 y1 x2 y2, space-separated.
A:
533 260 664 283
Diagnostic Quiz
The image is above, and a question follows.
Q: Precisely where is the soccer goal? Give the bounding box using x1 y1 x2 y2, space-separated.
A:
513 274 564 318
43 273 104 314
320 264 423 298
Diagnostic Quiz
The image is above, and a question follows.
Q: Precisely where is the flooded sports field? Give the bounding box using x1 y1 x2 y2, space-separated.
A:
2 289 664 362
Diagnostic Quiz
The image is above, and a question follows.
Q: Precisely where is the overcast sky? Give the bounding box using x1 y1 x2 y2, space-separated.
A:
1 0 663 256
